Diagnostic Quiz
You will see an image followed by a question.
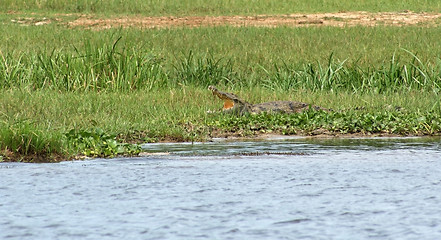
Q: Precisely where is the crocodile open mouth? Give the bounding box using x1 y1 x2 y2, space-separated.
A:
209 85 235 110
223 99 234 110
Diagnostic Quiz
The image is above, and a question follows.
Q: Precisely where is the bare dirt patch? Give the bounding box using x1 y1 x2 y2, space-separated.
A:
67 11 441 29
10 17 53 26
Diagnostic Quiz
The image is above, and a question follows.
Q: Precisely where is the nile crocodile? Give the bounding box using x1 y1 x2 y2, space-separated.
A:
208 86 329 115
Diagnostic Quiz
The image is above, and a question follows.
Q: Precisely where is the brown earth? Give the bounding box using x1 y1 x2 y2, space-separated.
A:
66 11 441 29
9 11 441 29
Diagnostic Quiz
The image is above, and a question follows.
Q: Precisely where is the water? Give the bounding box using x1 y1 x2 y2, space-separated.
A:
1 137 441 240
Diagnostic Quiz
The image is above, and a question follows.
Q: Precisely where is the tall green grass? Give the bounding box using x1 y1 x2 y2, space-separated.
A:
3 23 441 63
2 24 441 71
2 0 441 15
261 53 441 93
1 42 440 94
0 39 167 91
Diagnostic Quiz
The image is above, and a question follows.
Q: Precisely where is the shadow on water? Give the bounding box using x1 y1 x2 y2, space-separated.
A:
142 137 441 157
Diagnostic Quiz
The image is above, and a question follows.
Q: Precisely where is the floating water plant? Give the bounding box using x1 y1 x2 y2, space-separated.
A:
65 128 141 158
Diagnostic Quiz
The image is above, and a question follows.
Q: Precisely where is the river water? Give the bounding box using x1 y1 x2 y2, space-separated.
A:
1 137 441 240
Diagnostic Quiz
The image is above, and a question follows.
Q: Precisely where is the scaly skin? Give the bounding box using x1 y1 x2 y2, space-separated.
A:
208 86 329 114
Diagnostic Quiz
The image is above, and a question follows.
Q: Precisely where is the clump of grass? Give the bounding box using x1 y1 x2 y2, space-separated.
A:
173 51 237 87
0 119 66 162
261 53 441 93
0 122 142 162
0 39 168 92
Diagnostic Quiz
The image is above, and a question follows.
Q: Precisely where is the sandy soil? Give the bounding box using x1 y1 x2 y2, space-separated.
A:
65 11 441 29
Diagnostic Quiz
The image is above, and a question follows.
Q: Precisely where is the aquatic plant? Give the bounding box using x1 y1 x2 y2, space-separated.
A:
65 127 141 158
208 110 441 136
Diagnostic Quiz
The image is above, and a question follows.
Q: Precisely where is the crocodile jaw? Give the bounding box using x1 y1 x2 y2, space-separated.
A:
223 99 235 110
208 85 251 114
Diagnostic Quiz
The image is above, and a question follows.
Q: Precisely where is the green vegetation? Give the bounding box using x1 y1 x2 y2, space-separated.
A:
66 128 141 158
211 110 441 136
2 44 441 93
2 24 441 68
1 85 439 162
1 4 441 162
2 25 441 93
0 119 66 162
2 0 441 15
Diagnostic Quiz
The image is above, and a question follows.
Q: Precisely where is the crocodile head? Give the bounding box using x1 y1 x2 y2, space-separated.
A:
208 86 330 115
208 86 252 114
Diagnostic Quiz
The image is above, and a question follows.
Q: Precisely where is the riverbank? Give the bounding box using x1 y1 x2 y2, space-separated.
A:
2 127 439 163
1 3 441 162
1 87 440 162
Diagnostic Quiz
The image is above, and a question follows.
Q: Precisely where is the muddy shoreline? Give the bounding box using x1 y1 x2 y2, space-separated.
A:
157 131 439 143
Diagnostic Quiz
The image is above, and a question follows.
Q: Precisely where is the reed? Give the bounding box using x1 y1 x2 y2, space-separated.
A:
0 40 167 91
1 45 440 94
260 53 441 93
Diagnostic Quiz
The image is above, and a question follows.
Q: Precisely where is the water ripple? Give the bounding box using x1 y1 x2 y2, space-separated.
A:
1 138 441 239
